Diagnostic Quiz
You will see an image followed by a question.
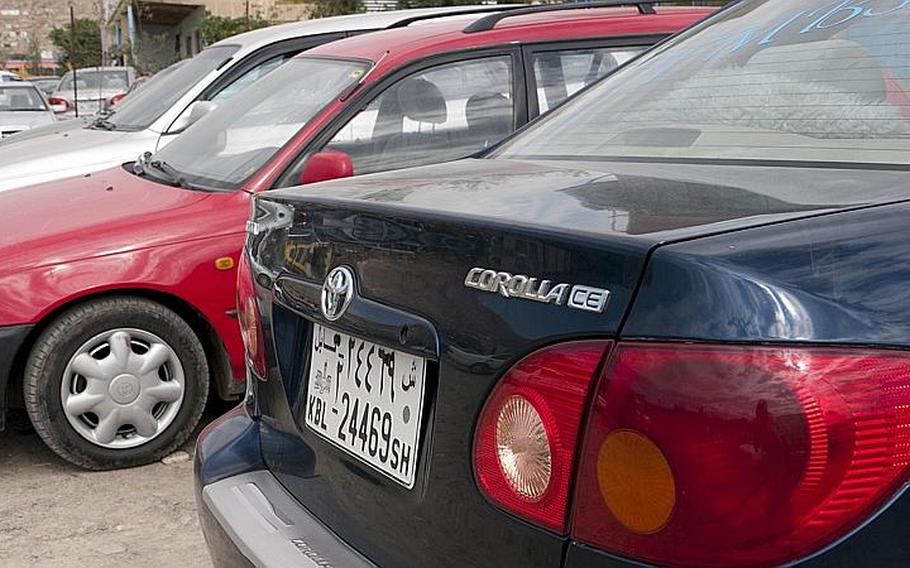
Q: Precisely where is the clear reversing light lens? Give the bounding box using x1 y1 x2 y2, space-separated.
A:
496 395 552 501
474 340 612 533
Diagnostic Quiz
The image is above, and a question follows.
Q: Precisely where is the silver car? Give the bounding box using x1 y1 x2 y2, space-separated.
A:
49 66 137 119
0 82 55 140
29 76 63 97
0 5 514 193
0 71 22 83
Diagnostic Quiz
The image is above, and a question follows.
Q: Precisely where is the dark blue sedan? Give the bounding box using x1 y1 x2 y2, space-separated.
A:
196 1 910 566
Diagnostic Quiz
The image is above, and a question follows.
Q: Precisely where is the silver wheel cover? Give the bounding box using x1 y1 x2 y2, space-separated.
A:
60 328 186 449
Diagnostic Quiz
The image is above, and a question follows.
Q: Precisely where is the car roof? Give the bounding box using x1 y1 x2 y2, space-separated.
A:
210 5 522 49
61 66 135 74
303 6 714 65
0 81 37 88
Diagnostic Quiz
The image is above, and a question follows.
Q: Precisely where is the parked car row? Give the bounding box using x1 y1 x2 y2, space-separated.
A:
3 0 910 566
0 66 140 143
0 2 708 470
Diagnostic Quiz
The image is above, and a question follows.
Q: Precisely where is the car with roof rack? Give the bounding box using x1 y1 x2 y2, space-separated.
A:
199 1 910 567
0 6 517 194
0 2 713 472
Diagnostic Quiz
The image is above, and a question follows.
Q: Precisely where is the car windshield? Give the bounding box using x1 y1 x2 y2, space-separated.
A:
108 46 239 131
0 86 46 111
58 69 130 92
148 56 371 191
496 0 910 166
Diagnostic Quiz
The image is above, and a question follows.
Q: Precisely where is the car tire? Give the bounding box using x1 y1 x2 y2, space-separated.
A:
23 296 209 470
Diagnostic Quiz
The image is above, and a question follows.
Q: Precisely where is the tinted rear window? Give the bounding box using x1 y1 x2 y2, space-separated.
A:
498 0 910 166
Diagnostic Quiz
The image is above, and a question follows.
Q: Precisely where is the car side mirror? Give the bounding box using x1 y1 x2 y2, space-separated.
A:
299 150 354 185
168 100 218 134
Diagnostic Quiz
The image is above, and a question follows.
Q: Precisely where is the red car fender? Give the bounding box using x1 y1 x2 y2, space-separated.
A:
0 232 247 385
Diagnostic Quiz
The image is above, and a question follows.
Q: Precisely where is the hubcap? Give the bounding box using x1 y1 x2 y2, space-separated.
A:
60 328 186 449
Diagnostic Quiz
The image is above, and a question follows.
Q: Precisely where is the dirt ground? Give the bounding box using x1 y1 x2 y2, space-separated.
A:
0 406 231 568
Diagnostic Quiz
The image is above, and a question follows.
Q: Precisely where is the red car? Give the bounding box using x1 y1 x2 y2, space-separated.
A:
0 4 714 469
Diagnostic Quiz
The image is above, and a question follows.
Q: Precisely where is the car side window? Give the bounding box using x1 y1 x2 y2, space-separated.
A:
532 47 644 114
210 54 291 104
317 55 514 178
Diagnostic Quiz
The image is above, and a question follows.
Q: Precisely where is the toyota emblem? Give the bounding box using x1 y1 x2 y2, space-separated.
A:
321 266 355 321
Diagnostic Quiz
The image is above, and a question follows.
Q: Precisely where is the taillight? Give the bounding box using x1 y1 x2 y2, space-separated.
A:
572 343 910 567
474 340 611 533
48 97 70 112
108 93 126 107
236 251 267 379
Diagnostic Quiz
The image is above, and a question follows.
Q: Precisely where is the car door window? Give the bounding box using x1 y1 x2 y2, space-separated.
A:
533 47 644 114
319 55 514 178
210 54 291 104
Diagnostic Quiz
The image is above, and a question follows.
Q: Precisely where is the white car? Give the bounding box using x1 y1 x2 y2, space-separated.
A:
0 71 22 82
0 82 55 139
48 66 138 118
0 6 513 193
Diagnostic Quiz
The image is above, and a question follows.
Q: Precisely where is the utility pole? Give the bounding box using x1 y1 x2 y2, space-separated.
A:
70 4 79 118
245 0 251 30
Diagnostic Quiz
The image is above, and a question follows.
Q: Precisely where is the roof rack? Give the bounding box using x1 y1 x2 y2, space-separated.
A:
385 5 529 29
463 1 660 34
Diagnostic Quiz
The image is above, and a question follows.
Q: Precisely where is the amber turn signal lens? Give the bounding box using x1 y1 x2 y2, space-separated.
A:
215 257 235 271
596 429 675 534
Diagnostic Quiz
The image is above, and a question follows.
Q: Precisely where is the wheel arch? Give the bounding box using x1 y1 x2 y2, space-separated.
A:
7 287 237 411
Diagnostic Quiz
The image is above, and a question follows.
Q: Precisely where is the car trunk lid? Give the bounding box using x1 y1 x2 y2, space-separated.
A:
249 157 910 568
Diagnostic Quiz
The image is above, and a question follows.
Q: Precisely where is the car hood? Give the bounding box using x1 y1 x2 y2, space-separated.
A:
0 111 55 130
277 158 910 240
0 122 155 192
0 166 214 273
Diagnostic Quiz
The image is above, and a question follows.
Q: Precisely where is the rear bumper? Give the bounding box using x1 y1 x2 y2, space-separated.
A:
194 406 375 568
199 470 376 568
0 325 32 431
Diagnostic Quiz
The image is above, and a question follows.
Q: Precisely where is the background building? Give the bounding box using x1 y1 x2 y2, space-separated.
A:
0 0 100 74
0 0 314 75
107 0 311 70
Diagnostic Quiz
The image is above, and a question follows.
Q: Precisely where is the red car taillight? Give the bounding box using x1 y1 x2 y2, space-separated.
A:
572 343 910 567
473 340 611 533
236 251 267 379
48 96 70 111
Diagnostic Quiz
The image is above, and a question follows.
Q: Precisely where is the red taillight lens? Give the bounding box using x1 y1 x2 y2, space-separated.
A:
108 93 126 107
236 251 267 378
572 343 910 567
474 340 611 533
48 96 70 111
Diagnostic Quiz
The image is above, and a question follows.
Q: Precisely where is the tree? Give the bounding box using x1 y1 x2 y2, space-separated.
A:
26 31 43 75
200 12 272 45
50 18 102 71
308 0 362 18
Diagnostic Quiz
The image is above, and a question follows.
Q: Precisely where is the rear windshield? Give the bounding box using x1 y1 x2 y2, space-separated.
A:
108 46 238 131
0 86 47 111
58 69 130 92
497 0 910 166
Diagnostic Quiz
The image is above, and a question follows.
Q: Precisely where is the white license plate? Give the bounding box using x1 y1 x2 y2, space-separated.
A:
305 324 426 488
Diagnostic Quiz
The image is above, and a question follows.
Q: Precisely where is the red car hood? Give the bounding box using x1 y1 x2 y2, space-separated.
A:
0 166 221 273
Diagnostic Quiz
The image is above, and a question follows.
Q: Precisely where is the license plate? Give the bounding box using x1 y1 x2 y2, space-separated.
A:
305 324 427 488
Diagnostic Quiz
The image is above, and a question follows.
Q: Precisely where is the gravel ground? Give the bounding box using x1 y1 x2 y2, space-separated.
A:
0 407 230 568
